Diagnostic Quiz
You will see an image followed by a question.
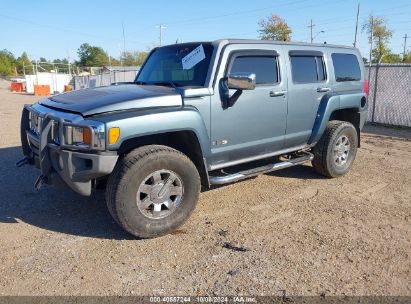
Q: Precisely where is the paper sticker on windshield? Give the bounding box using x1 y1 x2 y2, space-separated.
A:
182 44 205 70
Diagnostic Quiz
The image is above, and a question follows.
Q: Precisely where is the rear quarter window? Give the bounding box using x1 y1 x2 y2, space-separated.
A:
331 53 361 82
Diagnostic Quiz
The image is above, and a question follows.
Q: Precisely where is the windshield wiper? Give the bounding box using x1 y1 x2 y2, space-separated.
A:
151 81 180 89
135 81 148 85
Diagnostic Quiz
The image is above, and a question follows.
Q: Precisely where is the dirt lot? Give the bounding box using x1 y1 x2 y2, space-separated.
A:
0 89 410 296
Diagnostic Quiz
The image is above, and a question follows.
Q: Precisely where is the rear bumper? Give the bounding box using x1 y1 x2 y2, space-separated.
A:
21 105 118 196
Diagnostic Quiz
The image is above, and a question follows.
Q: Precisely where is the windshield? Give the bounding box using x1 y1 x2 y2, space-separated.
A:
135 43 214 87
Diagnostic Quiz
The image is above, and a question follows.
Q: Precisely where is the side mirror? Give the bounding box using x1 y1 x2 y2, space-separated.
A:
227 73 256 90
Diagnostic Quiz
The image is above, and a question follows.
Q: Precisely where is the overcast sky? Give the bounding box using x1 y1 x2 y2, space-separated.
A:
1 0 410 61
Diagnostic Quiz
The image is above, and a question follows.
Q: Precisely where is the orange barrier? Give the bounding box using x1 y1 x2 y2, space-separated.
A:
34 85 50 96
10 82 24 92
64 85 73 92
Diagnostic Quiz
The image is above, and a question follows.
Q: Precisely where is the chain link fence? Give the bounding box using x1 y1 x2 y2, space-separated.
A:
365 64 411 127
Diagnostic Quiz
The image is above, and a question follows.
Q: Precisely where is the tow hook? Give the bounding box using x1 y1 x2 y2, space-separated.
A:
15 157 29 167
34 175 48 191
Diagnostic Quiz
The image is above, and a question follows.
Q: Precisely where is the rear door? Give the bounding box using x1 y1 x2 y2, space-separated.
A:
285 50 330 148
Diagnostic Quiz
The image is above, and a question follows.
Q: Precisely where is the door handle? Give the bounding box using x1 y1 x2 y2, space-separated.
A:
269 90 287 97
317 87 331 93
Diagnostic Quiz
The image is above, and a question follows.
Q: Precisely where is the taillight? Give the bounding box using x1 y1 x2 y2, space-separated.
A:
363 79 369 96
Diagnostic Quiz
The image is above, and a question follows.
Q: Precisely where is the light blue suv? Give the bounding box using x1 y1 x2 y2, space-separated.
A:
19 39 368 238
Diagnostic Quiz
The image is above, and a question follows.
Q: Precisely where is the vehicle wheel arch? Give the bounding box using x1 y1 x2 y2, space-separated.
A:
117 130 210 188
309 93 363 147
329 107 361 147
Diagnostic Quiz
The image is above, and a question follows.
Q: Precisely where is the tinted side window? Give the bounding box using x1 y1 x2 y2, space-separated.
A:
317 57 326 81
290 56 326 83
332 53 361 82
230 56 278 84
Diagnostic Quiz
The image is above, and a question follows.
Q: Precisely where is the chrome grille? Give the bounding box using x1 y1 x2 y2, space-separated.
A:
25 105 105 151
28 110 60 144
50 120 60 144
29 111 43 135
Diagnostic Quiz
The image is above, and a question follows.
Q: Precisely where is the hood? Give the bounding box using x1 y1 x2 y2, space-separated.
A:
40 84 182 116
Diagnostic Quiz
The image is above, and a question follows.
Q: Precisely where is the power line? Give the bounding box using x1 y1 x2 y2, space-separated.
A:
128 0 349 36
0 13 121 42
375 3 411 12
164 0 310 26
126 0 311 36
3 1 411 59
291 4 411 30
387 20 411 25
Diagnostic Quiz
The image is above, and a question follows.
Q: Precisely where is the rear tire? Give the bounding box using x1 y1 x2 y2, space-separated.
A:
106 145 201 238
312 120 358 178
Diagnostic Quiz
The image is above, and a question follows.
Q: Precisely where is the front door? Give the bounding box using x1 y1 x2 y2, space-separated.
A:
209 45 288 169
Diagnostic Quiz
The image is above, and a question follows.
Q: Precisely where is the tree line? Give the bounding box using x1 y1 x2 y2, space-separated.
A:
258 14 411 64
0 43 148 76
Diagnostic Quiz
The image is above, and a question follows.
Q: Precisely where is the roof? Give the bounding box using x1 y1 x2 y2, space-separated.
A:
161 39 357 51
214 39 356 49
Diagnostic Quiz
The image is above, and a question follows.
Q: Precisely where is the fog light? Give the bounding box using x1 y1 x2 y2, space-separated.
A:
108 127 120 145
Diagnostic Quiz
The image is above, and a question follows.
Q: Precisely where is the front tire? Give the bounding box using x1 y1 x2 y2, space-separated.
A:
106 145 201 238
312 120 358 178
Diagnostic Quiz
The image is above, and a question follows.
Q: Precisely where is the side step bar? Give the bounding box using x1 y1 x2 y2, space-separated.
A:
209 152 314 185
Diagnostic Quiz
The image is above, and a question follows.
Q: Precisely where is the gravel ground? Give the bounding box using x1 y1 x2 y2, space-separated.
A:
0 90 410 296
0 79 11 91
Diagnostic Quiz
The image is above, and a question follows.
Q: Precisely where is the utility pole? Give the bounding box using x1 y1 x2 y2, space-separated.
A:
122 22 126 64
354 3 360 47
368 16 374 83
67 51 71 75
308 19 315 43
35 60 39 85
157 24 167 46
122 23 126 80
403 34 408 61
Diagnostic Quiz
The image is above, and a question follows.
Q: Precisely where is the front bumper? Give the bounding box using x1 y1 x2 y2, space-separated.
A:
21 105 118 196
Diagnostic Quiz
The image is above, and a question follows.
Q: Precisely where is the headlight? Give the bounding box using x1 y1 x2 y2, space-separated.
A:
65 126 91 145
63 121 105 150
